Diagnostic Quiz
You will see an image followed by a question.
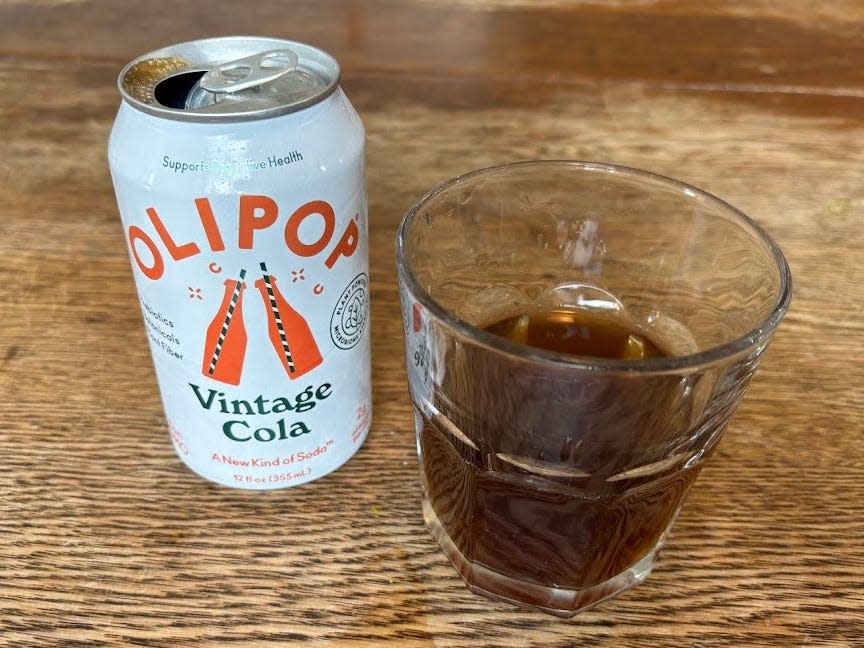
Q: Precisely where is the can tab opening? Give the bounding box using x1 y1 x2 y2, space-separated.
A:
198 49 299 94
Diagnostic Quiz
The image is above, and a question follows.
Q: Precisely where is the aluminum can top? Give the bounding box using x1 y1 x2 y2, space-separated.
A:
118 36 340 122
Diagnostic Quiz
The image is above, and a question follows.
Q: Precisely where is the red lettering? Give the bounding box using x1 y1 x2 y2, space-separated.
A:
284 200 335 257
146 207 200 261
128 225 164 280
325 217 359 268
239 195 279 249
195 198 225 251
131 197 359 275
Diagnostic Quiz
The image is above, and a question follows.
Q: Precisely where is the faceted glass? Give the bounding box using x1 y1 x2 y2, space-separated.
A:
397 161 791 617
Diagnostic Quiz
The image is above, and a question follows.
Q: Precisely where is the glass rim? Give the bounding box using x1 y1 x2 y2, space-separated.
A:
396 160 793 374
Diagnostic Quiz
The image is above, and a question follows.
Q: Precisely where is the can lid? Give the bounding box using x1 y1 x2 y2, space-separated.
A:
118 36 340 122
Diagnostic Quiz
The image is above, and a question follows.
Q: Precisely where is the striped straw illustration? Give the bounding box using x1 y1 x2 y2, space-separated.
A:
207 268 246 375
258 261 296 374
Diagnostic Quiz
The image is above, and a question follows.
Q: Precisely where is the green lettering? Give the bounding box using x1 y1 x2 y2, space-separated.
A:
294 387 316 412
254 395 270 414
231 398 254 415
271 397 292 413
190 383 218 409
254 426 276 442
223 419 251 441
290 421 311 438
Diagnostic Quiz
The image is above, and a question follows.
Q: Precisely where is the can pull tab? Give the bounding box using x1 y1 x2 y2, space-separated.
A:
198 49 299 94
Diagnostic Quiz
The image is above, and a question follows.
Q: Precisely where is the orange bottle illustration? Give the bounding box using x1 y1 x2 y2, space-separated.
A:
255 262 322 379
202 269 248 385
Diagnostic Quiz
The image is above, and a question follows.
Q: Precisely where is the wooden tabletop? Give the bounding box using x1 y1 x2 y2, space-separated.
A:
2 2 862 645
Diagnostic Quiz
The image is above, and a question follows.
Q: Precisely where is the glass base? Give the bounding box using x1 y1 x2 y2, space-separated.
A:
423 497 660 618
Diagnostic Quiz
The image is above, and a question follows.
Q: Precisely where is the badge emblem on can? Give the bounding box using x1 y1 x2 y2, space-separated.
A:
331 273 369 350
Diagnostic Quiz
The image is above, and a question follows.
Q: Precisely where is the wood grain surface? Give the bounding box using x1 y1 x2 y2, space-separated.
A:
1 1 862 646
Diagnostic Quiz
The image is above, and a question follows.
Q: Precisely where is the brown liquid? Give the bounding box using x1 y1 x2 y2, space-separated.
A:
418 305 703 605
483 308 665 359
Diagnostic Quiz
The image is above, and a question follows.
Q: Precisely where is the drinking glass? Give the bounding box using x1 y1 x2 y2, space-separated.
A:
396 161 791 617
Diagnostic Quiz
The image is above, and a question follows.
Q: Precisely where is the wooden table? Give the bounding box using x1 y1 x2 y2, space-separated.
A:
2 2 862 645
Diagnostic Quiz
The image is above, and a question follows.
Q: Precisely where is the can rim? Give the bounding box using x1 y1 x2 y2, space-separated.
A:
396 160 793 376
117 36 341 122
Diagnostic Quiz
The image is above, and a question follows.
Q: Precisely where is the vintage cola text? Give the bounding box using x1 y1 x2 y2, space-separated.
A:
190 382 333 443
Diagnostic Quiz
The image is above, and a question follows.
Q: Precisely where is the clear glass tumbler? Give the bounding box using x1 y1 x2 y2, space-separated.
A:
396 161 791 617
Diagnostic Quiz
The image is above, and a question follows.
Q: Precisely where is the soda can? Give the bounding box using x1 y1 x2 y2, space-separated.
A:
108 37 371 489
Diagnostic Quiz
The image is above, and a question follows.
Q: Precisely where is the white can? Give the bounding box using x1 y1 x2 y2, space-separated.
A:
108 37 370 489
